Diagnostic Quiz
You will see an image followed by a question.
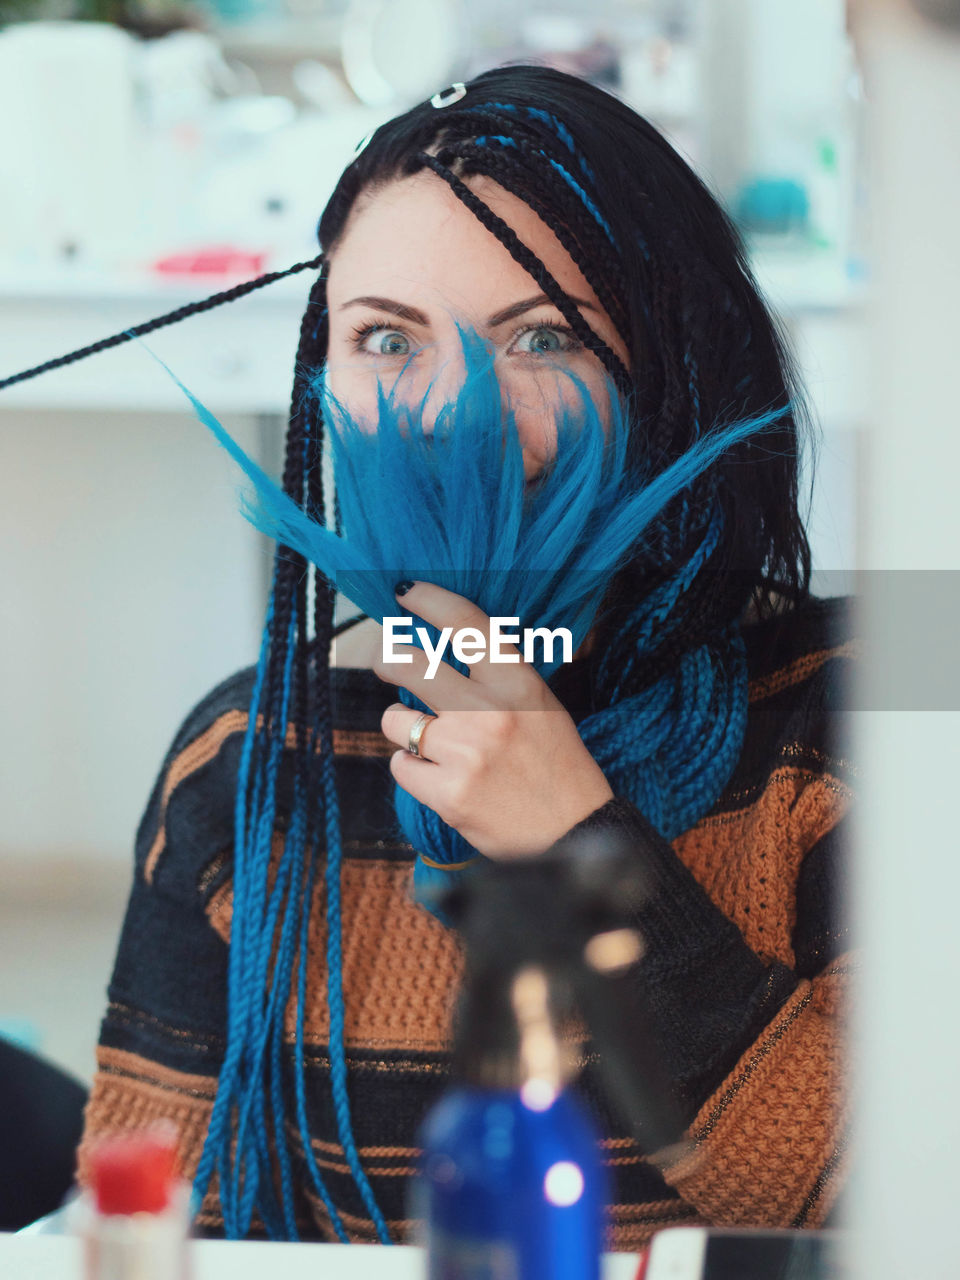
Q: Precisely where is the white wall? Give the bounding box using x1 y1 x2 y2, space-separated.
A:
0 407 268 867
784 309 866 584
853 5 960 1278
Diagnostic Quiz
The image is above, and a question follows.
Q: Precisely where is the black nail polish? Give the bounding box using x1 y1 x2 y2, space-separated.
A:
395 580 415 596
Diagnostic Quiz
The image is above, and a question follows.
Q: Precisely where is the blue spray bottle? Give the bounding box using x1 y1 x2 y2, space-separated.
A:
413 829 686 1279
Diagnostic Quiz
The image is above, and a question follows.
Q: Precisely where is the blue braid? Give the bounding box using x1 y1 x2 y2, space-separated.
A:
581 621 748 842
477 106 640 264
320 741 392 1241
254 723 318 1239
466 101 599 186
599 508 722 703
523 107 578 162
267 774 307 1238
192 596 298 1239
667 653 735 794
256 422 322 1236
186 354 392 1241
236 854 295 1235
543 156 618 248
292 845 351 1242
579 509 747 839
468 93 650 271
468 132 617 250
676 346 703 532
230 603 299 1236
305 382 393 1242
191 589 275 1230
472 135 515 149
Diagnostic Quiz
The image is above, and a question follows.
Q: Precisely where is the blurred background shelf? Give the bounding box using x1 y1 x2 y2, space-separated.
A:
0 244 867 414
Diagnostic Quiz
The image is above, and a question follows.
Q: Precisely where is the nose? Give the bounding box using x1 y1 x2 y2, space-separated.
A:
412 350 531 479
399 345 467 437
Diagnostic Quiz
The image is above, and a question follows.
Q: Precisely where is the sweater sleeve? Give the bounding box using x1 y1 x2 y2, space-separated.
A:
552 792 853 1229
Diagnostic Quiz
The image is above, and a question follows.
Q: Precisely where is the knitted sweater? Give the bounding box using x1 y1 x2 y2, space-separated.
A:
77 593 857 1250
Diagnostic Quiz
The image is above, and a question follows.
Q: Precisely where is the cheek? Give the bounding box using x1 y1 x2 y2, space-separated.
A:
321 360 384 435
503 364 613 462
558 365 613 432
513 404 558 465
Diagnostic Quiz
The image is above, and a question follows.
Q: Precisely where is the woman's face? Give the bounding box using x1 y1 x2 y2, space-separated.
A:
324 170 630 484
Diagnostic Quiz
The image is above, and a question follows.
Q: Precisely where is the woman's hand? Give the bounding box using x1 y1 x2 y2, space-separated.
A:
374 581 614 860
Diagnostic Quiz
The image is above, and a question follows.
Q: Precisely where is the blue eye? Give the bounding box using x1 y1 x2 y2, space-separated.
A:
377 331 410 355
351 323 412 356
512 324 580 355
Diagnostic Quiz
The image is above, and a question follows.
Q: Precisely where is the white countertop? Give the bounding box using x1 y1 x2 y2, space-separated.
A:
0 1234 643 1279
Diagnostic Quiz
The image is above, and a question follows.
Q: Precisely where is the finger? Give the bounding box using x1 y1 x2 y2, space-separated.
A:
394 580 490 636
375 642 488 713
389 748 445 812
393 581 534 696
381 703 445 763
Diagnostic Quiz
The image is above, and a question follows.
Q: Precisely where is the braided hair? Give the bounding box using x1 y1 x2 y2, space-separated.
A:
0 64 815 1241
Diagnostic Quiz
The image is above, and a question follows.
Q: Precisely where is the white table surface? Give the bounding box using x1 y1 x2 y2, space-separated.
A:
0 1234 643 1279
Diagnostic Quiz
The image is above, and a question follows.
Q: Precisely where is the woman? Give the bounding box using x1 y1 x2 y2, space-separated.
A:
73 65 856 1248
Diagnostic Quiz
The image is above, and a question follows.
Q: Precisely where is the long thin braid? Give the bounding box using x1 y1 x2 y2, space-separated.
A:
440 103 621 255
437 102 654 346
256 268 388 1238
412 152 632 397
427 103 630 334
0 254 324 392
219 392 309 1234
464 127 620 261
436 139 629 339
302 280 393 1241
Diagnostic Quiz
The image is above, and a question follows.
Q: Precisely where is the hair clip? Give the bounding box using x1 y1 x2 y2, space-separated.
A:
430 83 467 109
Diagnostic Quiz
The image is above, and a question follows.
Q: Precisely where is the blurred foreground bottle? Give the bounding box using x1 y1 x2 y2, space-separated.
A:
414 832 686 1279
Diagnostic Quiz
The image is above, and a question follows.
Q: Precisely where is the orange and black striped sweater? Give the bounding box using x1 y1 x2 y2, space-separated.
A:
78 593 857 1250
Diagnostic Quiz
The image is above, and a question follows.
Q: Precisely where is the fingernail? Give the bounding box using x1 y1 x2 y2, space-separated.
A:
394 580 415 596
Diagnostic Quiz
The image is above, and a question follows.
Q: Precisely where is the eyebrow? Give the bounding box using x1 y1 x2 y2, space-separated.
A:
339 292 598 329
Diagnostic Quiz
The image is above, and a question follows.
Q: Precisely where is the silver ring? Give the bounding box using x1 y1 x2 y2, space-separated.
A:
407 712 434 758
430 83 467 109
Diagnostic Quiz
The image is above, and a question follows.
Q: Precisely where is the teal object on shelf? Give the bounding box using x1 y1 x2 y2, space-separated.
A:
204 0 281 24
735 177 810 235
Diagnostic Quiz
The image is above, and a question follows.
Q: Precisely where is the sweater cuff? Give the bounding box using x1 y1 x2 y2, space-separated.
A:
552 795 740 953
551 795 799 1122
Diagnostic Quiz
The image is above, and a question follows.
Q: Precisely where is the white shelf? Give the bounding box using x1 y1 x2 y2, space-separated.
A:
0 244 868 416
